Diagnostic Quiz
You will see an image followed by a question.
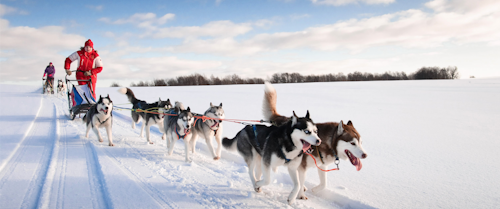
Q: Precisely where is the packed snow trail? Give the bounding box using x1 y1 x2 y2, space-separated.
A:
0 85 377 209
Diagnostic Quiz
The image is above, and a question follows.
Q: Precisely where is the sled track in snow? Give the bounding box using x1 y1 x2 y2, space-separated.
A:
111 112 286 208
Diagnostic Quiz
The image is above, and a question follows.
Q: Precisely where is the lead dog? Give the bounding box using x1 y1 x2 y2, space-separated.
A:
57 79 67 96
83 95 114 146
222 111 321 205
262 82 368 200
191 103 225 160
119 87 172 144
164 102 196 162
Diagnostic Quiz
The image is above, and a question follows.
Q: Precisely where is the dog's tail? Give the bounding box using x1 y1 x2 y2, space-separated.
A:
263 82 283 121
174 101 185 111
118 87 139 104
222 136 238 152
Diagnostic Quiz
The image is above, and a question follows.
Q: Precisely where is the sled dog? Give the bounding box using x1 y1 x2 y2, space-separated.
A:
83 95 114 146
262 82 368 199
191 103 225 160
164 102 196 162
223 111 321 205
57 79 67 96
119 87 172 144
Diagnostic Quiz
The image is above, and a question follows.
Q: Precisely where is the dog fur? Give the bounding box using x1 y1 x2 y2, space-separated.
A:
119 87 172 144
191 103 225 160
223 111 321 205
83 95 114 146
262 82 368 200
57 79 67 96
164 102 196 162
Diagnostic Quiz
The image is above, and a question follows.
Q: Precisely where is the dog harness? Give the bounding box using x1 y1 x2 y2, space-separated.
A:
175 126 190 140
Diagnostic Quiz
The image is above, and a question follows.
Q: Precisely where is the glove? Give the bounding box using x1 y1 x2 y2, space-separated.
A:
66 70 72 76
84 71 92 76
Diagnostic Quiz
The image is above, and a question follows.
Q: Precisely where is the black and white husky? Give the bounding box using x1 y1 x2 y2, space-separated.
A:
191 103 225 160
83 95 114 146
222 111 321 205
164 102 196 162
57 79 66 96
262 82 368 199
119 87 172 144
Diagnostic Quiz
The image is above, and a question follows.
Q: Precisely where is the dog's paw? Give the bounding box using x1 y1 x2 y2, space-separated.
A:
162 135 166 140
304 185 308 192
99 139 103 142
149 141 154 144
109 143 114 146
287 198 296 205
298 194 308 200
213 156 220 160
311 185 325 193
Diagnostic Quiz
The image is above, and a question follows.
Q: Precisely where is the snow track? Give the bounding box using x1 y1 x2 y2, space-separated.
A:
0 89 371 209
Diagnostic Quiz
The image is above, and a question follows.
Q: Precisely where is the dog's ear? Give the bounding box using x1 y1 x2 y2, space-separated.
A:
159 97 161 102
219 103 222 107
292 111 298 126
187 107 191 112
210 102 213 107
98 95 102 102
347 120 353 126
337 120 344 136
305 110 310 119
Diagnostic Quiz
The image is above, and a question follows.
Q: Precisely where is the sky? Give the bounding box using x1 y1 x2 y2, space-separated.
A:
0 0 499 87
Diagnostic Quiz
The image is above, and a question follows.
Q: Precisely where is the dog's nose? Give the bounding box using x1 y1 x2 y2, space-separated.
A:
316 139 321 145
361 153 367 159
105 107 108 110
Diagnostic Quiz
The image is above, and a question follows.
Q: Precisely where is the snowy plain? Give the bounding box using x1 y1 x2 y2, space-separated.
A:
0 78 499 209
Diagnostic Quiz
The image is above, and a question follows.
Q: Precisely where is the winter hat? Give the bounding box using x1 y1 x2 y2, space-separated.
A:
49 62 52 64
84 39 94 48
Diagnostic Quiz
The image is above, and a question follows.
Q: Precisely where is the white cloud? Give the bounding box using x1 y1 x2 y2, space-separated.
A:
310 0 395 6
0 18 86 82
99 13 175 30
87 5 104 11
183 0 499 55
0 3 28 16
152 20 253 39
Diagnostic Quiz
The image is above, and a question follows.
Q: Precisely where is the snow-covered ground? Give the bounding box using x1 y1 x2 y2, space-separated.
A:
1 78 499 209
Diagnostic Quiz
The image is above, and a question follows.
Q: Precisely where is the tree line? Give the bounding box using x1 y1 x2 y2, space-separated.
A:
110 66 459 87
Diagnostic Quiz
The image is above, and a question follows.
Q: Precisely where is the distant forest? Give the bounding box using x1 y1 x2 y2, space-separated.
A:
111 66 459 87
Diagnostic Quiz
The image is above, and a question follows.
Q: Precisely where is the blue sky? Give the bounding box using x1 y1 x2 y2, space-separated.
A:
1 0 499 87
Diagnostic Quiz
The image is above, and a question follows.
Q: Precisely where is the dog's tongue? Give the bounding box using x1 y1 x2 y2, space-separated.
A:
101 108 108 114
302 140 311 152
353 158 362 171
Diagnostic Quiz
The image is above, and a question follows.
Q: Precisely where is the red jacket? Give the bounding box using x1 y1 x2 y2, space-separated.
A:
65 49 103 98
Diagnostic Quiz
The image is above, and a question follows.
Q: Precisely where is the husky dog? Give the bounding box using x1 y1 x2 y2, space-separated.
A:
57 79 67 96
119 87 172 144
164 102 196 162
262 82 368 199
83 95 114 146
223 111 321 205
191 103 225 160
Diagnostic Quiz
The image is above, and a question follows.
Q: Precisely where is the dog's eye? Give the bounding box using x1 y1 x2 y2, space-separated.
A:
304 130 311 134
351 142 355 146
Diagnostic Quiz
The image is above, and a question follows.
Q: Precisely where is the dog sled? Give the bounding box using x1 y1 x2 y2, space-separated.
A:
65 72 96 120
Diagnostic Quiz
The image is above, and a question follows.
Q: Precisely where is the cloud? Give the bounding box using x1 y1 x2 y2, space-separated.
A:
87 5 104 11
151 20 253 39
0 3 28 16
310 0 395 6
99 13 175 30
0 18 86 82
170 0 500 55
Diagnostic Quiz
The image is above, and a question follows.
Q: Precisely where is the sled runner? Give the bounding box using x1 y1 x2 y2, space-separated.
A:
66 72 96 120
